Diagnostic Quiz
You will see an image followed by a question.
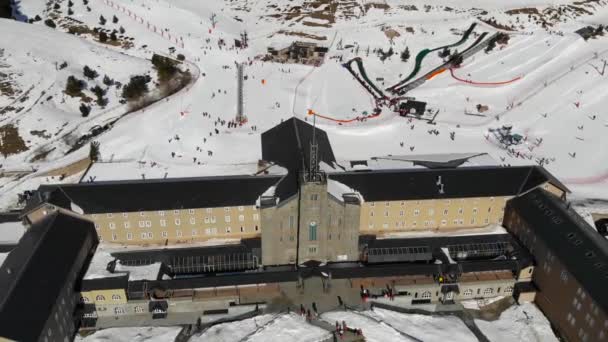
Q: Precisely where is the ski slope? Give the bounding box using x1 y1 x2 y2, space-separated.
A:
1 0 608 212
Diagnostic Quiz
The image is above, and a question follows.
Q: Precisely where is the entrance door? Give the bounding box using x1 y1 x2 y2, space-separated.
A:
444 291 454 302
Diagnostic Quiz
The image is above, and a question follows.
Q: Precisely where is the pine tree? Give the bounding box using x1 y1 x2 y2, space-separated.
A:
400 47 410 62
79 103 91 117
99 15 106 25
112 15 118 24
89 141 100 161
83 65 99 80
44 19 56 28
68 0 73 7
65 75 85 96
68 8 74 15
103 75 114 86
99 31 108 42
119 26 125 34
110 31 117 41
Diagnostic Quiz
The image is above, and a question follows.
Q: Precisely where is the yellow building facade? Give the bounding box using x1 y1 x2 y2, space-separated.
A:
360 196 508 235
89 205 261 245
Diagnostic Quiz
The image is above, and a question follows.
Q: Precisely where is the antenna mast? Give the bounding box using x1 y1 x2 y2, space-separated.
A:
309 112 320 182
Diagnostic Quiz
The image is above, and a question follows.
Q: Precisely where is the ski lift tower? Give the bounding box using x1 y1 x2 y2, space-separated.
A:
236 62 247 124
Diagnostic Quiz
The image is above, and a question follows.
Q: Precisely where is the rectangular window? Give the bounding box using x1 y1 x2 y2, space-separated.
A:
158 210 165 216
147 232 153 239
370 211 374 217
127 232 132 240
204 217 210 223
253 214 259 221
384 211 389 217
225 216 231 223
145 221 151 228
174 210 180 215
206 208 213 213
443 209 448 215
138 221 145 228
414 209 420 216
224 207 230 212
139 212 145 217
109 222 115 230
382 223 389 228
385 202 390 207
458 208 463 214
111 233 117 241
190 217 196 224
238 206 244 211
122 213 128 218
428 209 434 216
399 210 404 216
239 215 245 222
308 246 317 254
210 216 216 223
188 209 195 214
161 231 168 237
107 213 113 218
310 194 319 201
160 219 166 227
205 228 211 235
289 216 294 229
175 218 181 226
368 223 374 229
124 222 130 229
141 232 147 239
370 202 375 207
473 208 478 215
176 230 182 237
192 229 198 236
226 227 231 233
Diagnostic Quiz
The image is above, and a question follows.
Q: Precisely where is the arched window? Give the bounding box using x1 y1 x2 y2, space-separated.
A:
463 289 473 297
80 296 90 303
95 295 106 301
483 288 494 296
114 307 125 315
112 294 121 301
421 291 432 299
309 221 317 241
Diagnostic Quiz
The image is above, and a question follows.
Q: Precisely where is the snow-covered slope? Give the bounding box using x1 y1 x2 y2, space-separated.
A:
0 19 154 164
2 0 608 213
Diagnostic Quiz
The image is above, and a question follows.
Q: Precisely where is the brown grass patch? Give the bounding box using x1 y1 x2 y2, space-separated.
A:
0 124 28 157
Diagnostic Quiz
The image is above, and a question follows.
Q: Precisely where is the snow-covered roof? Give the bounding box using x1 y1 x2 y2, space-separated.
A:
0 221 25 244
337 152 499 172
82 161 287 182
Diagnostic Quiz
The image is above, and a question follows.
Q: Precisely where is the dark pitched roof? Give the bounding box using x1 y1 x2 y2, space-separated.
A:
0 212 98 341
507 188 608 314
328 165 559 201
261 117 336 173
30 174 282 214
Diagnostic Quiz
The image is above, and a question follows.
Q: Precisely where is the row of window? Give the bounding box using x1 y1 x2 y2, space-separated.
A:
101 214 260 230
369 198 499 207
108 226 260 241
83 294 122 302
93 206 257 219
367 217 497 229
461 286 512 297
369 207 503 217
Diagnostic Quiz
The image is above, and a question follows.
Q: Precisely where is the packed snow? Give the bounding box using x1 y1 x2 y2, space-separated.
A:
190 314 276 342
0 221 25 244
75 326 182 342
363 308 477 342
475 302 560 342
